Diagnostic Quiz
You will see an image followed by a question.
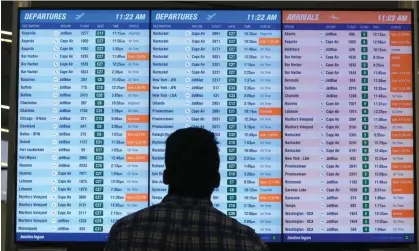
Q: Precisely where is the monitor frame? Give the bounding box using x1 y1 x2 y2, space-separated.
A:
6 4 417 251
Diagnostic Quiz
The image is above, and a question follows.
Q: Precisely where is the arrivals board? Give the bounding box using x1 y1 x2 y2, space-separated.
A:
15 9 414 243
282 11 414 242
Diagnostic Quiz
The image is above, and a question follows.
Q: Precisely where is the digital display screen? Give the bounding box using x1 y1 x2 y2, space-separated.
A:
16 9 414 243
282 11 414 242
149 10 282 242
17 10 150 242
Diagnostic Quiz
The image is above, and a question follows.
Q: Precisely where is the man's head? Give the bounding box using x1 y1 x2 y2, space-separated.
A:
163 127 220 198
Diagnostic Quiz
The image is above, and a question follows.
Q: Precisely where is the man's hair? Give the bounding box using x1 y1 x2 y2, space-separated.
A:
164 127 220 198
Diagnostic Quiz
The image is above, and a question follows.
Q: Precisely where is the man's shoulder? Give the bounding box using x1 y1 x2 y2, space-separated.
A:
210 208 268 250
210 207 258 236
108 203 268 251
111 204 160 230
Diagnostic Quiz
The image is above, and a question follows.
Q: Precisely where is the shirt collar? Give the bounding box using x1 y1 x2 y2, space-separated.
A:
161 194 213 208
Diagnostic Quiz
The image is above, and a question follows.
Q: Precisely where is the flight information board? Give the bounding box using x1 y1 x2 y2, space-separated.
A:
282 11 414 242
149 10 282 242
15 9 414 243
17 10 150 242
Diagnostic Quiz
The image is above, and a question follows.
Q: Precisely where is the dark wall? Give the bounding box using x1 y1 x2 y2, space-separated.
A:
1 1 12 141
31 1 401 8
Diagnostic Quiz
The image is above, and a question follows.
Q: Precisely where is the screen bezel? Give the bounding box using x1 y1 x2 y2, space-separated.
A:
9 6 416 249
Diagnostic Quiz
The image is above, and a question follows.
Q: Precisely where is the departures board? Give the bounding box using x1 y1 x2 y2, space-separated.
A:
16 9 414 243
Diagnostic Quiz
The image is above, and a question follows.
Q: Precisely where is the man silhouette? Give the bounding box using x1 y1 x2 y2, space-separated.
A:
105 128 269 251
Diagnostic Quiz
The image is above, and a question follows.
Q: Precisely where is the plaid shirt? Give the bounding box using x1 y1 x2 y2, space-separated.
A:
104 194 269 251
